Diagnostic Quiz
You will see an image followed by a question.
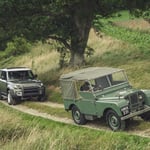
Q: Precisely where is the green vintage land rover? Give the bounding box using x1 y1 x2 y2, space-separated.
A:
60 67 150 131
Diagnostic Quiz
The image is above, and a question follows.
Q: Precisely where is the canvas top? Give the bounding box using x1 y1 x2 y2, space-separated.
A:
60 67 123 81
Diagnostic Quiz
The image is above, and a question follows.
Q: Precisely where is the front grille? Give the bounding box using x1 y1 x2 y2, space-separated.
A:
23 87 39 96
125 92 145 112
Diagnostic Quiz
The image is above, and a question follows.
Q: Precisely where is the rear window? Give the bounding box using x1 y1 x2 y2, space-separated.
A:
60 80 78 99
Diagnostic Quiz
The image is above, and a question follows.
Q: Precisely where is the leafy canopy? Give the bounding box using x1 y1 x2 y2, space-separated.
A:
0 0 149 66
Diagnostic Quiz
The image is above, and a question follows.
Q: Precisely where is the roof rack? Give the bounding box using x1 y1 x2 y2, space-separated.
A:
6 67 27 69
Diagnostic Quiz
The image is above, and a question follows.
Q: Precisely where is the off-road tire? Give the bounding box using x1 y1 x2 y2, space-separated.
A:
7 90 17 105
106 110 126 131
141 111 150 121
72 105 87 125
38 96 45 102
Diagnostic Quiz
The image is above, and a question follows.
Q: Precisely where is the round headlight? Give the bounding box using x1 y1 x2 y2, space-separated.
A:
138 94 143 100
14 84 22 89
40 83 44 87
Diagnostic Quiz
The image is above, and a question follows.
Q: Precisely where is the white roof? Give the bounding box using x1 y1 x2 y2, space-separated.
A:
1 67 31 72
60 67 123 80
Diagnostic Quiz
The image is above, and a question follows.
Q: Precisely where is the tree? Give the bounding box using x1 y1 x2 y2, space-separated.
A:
0 0 149 66
126 0 150 20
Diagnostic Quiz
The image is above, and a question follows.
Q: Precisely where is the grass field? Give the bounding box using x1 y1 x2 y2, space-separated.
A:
0 102 150 150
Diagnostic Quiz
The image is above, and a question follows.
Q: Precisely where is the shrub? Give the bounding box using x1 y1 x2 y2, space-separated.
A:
5 37 31 57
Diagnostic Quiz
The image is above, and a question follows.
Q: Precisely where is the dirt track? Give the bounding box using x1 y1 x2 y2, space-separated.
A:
0 100 150 138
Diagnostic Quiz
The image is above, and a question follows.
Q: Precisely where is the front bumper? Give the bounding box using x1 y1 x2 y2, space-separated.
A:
12 86 45 99
121 105 150 120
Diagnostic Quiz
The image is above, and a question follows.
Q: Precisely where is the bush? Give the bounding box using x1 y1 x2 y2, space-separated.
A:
5 37 31 57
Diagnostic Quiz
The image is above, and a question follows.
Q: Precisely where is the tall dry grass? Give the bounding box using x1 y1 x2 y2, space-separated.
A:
8 29 129 73
9 42 60 75
87 28 131 56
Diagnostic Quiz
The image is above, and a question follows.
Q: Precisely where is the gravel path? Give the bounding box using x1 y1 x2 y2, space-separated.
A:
37 101 64 108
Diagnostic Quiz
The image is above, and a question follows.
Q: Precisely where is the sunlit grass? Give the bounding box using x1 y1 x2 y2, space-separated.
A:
0 42 60 75
120 60 150 89
0 102 150 150
115 19 150 33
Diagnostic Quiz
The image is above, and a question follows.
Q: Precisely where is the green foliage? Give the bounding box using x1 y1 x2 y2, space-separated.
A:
94 17 150 50
85 46 95 57
56 43 70 68
5 37 31 57
46 87 63 103
103 10 135 22
39 69 61 86
0 1 149 66
93 47 150 67
0 51 5 59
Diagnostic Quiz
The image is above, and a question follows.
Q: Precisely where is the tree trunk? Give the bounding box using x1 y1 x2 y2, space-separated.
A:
69 50 85 66
69 0 96 66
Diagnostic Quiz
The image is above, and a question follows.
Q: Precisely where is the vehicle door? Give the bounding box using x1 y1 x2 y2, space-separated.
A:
76 81 97 115
0 71 8 96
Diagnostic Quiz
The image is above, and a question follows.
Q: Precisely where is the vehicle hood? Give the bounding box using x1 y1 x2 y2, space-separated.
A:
97 88 141 101
8 80 42 87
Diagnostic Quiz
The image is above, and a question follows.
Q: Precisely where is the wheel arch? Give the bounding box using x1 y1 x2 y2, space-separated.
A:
102 102 123 117
69 104 76 110
103 108 114 118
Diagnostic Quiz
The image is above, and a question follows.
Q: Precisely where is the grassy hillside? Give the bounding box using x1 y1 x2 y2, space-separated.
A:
0 102 150 150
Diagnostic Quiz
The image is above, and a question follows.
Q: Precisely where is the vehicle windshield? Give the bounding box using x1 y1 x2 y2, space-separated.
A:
8 70 34 81
108 71 127 86
91 71 128 91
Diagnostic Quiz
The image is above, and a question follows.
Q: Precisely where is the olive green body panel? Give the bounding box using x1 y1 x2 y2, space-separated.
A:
63 90 129 118
63 87 150 119
95 99 128 117
142 90 150 106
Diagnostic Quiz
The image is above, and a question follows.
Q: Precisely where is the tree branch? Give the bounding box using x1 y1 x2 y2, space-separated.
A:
48 35 71 51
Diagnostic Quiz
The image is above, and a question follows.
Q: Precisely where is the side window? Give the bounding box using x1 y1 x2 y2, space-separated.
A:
77 81 91 92
95 76 110 89
1 71 7 80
